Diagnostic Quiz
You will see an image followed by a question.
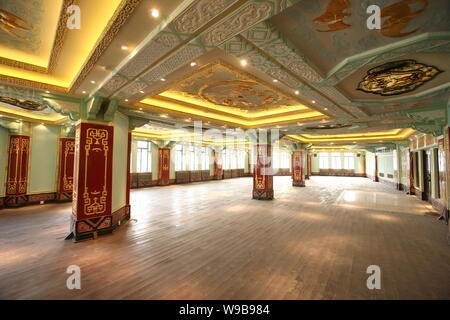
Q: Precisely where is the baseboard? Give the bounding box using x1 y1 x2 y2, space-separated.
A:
377 177 398 189
311 172 366 178
55 192 73 202
2 192 67 208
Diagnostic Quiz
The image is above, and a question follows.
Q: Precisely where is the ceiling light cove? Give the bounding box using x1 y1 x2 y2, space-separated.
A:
288 128 415 143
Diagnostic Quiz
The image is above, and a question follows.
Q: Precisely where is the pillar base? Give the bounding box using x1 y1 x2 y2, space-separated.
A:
252 189 274 200
305 175 310 180
293 181 305 187
70 205 131 241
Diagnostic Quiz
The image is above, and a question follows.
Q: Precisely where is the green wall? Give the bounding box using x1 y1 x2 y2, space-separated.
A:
111 112 129 212
377 152 395 181
28 124 59 194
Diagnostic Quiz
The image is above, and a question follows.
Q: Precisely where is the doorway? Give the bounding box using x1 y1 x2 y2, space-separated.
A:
423 150 432 201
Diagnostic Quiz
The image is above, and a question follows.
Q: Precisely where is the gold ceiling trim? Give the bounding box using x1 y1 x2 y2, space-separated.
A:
300 129 403 139
47 0 76 73
153 95 312 120
0 106 67 124
0 0 73 74
288 128 415 143
136 101 326 128
0 74 67 92
69 0 143 91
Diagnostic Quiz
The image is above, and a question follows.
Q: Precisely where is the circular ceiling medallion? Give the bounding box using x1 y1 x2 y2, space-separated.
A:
199 79 282 109
357 60 441 96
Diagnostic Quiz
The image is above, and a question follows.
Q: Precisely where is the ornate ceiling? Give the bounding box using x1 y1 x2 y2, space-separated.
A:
0 0 449 148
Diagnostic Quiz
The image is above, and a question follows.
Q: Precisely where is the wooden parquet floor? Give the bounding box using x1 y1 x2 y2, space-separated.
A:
0 176 449 299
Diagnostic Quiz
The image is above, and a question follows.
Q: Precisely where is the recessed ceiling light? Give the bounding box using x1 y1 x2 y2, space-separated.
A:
151 9 159 18
45 90 50 93
312 100 316 103
160 78 166 81
82 91 86 94
240 59 248 67
185 118 191 122
160 114 168 118
273 79 278 83
90 80 96 84
295 90 299 95
324 108 328 110
139 90 144 94
121 45 128 50
125 99 129 102
190 62 197 67
139 107 143 111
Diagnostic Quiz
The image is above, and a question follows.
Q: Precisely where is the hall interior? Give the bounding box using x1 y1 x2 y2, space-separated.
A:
0 0 449 299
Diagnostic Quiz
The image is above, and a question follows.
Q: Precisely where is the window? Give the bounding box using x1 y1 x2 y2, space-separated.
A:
272 150 280 168
136 140 151 173
201 147 210 170
189 145 198 170
222 150 229 169
343 153 355 170
319 152 329 169
331 152 341 169
175 145 184 171
231 149 237 169
281 151 290 169
237 150 245 169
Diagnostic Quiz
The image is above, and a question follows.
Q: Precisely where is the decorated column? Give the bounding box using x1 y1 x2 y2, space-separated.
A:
126 131 132 206
56 137 75 201
253 144 274 200
158 147 171 185
292 150 305 187
71 122 114 240
446 106 450 244
213 149 223 180
5 135 30 206
373 154 379 182
305 153 311 180
362 153 366 177
70 97 130 241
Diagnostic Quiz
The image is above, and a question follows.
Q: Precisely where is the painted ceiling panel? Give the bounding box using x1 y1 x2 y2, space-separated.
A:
0 0 63 68
270 0 450 74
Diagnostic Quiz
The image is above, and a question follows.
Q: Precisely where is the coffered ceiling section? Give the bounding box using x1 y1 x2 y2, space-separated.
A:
0 0 64 72
0 0 128 90
0 0 448 140
138 61 325 128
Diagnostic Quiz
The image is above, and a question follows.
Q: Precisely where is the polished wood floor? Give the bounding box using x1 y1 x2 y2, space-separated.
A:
1 176 449 299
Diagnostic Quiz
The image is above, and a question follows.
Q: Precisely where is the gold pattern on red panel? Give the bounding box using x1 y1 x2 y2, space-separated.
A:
83 128 109 216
